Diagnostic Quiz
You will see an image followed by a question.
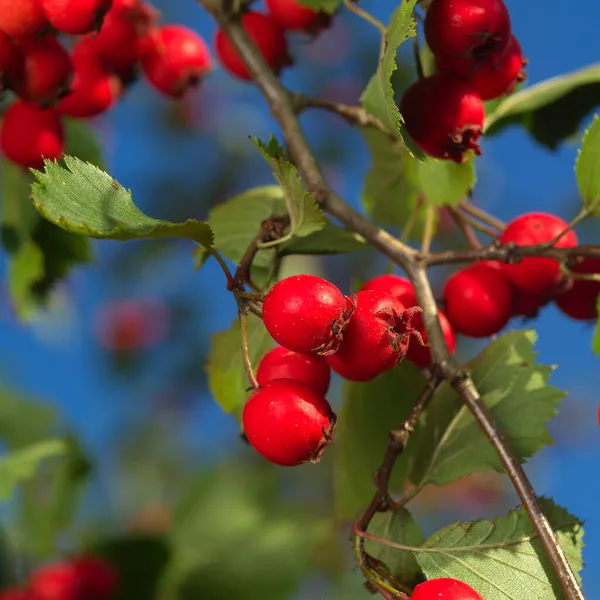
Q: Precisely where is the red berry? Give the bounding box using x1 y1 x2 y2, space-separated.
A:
58 42 122 118
0 31 23 91
40 0 112 34
411 577 483 600
444 263 513 337
437 34 526 100
262 274 351 355
215 11 291 81
0 590 38 600
0 0 47 38
361 274 414 306
265 0 325 32
72 556 118 600
29 562 82 600
499 212 578 295
555 257 600 321
242 379 336 466
141 25 212 98
399 74 484 162
257 346 331 395
512 288 546 319
424 0 511 64
13 35 73 104
1 101 63 169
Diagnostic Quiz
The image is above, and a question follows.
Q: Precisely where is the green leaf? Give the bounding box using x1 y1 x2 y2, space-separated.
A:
280 222 367 255
295 0 340 14
360 1 418 140
0 439 67 502
484 62 600 149
575 114 600 214
593 296 600 356
206 315 275 419
365 508 425 586
334 361 427 519
401 330 564 491
414 499 583 599
31 156 213 246
417 157 476 207
252 137 325 241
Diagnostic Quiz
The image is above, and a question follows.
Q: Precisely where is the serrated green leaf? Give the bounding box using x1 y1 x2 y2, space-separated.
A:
31 156 213 246
280 222 367 255
575 114 600 214
485 62 600 149
365 508 424 586
334 361 427 519
413 498 583 599
252 137 325 240
400 330 564 491
417 157 476 207
360 1 418 139
295 0 340 14
0 439 67 502
206 315 275 420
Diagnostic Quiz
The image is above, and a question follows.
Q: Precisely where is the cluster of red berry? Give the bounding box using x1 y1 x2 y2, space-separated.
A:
400 0 527 162
0 555 117 600
0 0 212 169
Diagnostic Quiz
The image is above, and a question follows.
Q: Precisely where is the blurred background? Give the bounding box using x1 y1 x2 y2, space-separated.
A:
0 0 598 598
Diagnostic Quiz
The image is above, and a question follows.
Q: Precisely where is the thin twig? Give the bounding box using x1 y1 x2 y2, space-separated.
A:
455 208 500 238
207 247 235 286
420 204 435 254
412 34 424 80
343 0 387 34
239 310 259 390
448 207 481 249
460 201 506 231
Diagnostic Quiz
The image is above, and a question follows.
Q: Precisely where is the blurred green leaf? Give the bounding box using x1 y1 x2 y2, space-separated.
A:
575 114 600 214
401 330 564 490
484 62 600 149
31 156 213 246
207 314 275 420
295 0 340 14
415 499 583 599
416 158 476 207
334 361 426 519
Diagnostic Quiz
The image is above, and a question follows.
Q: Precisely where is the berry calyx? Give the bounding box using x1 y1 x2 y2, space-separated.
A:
0 0 47 38
399 74 485 162
40 0 113 35
360 273 414 306
215 11 291 81
411 577 484 600
554 257 600 320
443 263 513 338
265 0 328 33
262 274 351 356
257 346 331 395
424 0 512 64
1 101 64 169
242 379 336 466
499 212 578 295
141 25 212 98
326 290 423 382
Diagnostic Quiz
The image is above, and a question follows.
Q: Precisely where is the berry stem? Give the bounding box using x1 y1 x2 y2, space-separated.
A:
239 310 260 390
206 246 236 287
459 199 506 231
448 206 482 249
342 0 387 35
420 203 436 254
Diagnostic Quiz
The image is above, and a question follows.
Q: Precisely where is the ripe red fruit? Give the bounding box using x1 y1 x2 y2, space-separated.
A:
40 0 112 34
215 11 291 80
257 346 331 395
0 31 23 91
361 274 414 306
71 556 118 600
262 274 351 355
555 257 600 321
1 101 63 169
443 263 513 337
499 212 578 295
265 0 326 33
424 0 511 64
399 74 485 162
29 562 81 600
141 25 212 98
58 42 122 118
0 0 47 38
242 379 336 466
512 288 546 319
13 35 73 104
326 291 422 382
411 577 483 600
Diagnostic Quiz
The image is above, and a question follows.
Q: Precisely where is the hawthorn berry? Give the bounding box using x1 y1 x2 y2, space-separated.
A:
443 263 513 337
29 562 82 600
1 101 64 169
141 25 212 98
499 212 578 295
257 346 331 395
0 0 47 38
399 74 485 162
411 577 484 600
215 11 291 81
512 288 546 319
360 273 414 306
71 556 118 600
424 0 512 64
0 31 23 92
40 0 113 35
262 274 351 355
326 290 422 382
13 35 73 104
265 0 327 33
554 257 600 321
242 379 336 466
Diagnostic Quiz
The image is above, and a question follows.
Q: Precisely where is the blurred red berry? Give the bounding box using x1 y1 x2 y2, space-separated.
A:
41 0 113 34
0 0 47 38
555 257 600 321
